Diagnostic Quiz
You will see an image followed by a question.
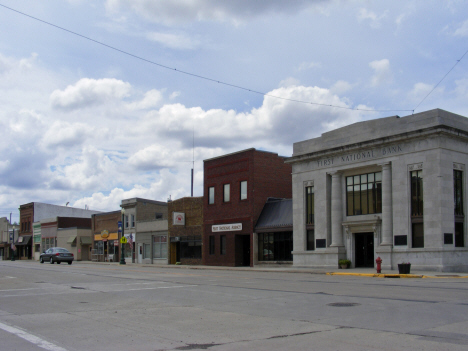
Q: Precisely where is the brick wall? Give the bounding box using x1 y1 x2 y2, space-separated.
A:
203 149 292 266
92 211 121 234
168 197 203 264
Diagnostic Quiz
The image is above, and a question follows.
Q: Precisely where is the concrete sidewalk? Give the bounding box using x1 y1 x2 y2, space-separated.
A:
75 260 468 278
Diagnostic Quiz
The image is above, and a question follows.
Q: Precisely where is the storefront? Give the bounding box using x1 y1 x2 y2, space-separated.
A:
93 231 119 262
254 198 293 265
287 109 468 272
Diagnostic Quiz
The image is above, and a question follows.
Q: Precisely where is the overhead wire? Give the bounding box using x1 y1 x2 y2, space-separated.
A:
0 3 413 113
413 48 468 112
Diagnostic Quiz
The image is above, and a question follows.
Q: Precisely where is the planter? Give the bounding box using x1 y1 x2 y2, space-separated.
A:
398 263 411 274
340 264 348 269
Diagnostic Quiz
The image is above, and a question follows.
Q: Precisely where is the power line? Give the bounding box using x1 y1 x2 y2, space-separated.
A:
0 3 413 113
414 48 468 112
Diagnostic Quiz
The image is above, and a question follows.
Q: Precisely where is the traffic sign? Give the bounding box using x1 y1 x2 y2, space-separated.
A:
120 237 127 244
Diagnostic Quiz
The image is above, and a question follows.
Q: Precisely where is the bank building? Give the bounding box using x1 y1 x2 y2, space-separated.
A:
286 109 468 272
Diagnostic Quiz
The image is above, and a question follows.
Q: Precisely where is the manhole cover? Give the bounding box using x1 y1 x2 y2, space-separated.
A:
327 302 360 307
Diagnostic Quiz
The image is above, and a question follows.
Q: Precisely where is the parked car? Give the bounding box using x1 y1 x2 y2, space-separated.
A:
40 247 74 265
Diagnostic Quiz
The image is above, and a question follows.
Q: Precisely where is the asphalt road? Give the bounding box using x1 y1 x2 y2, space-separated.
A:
1 261 468 351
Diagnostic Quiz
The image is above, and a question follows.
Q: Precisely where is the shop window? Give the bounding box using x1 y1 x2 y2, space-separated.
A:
411 170 424 248
223 184 230 203
220 235 226 255
143 243 151 259
209 236 215 255
209 187 215 204
258 232 292 261
346 172 382 216
180 236 201 259
153 235 167 259
240 181 248 200
454 170 464 247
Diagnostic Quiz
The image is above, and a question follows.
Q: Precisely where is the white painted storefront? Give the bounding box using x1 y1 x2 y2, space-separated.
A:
287 109 468 272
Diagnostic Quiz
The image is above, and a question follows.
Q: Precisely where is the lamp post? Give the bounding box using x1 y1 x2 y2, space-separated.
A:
120 208 126 265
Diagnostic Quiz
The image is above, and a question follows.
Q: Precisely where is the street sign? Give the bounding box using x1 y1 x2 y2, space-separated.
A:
120 237 127 244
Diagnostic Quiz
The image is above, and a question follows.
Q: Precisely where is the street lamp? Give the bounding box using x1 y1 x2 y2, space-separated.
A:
120 208 126 265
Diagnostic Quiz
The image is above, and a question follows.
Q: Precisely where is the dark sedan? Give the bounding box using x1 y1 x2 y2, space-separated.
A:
40 247 74 265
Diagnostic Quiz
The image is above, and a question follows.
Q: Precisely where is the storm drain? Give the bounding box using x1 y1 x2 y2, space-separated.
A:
327 302 360 307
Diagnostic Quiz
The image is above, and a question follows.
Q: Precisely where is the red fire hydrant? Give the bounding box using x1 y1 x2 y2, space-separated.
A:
376 257 382 273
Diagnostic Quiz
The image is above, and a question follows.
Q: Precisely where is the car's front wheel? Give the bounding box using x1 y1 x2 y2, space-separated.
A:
50 257 54 264
40 257 44 264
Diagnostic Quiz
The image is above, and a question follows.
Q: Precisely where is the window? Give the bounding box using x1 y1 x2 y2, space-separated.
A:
209 236 215 255
411 170 424 248
306 186 314 224
131 214 135 227
180 236 202 259
125 215 129 228
220 235 226 255
258 232 293 261
155 213 163 219
153 235 167 259
143 243 151 258
209 187 215 204
223 184 230 202
307 230 315 250
240 181 248 200
454 170 464 247
346 172 382 216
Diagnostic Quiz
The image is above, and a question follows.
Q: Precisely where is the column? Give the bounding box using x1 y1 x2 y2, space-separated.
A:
330 171 344 247
380 162 393 246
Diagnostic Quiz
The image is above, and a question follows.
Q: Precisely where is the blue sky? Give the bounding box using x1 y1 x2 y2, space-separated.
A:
1 0 468 223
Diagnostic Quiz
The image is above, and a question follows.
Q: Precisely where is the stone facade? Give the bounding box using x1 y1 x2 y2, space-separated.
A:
287 109 468 272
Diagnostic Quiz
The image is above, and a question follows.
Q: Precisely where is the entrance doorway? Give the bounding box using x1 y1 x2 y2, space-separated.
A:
355 232 374 267
235 235 250 267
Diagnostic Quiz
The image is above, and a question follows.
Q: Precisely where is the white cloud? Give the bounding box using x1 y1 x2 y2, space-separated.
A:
454 19 468 36
106 0 329 25
330 80 353 94
357 8 387 28
41 121 93 149
126 89 163 110
296 61 321 71
369 59 393 86
146 32 200 50
50 78 131 110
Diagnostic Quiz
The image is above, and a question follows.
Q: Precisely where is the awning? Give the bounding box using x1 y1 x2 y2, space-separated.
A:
255 198 293 233
67 236 77 244
80 237 93 245
15 235 32 246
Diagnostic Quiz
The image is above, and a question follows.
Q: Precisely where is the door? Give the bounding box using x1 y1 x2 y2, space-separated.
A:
235 235 251 267
355 232 374 267
138 243 143 263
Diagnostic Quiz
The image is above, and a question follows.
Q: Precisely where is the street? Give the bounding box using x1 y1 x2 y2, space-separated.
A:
1 261 468 351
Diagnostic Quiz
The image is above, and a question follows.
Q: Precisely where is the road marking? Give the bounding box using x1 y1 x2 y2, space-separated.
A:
0 321 68 351
112 285 197 292
0 288 42 292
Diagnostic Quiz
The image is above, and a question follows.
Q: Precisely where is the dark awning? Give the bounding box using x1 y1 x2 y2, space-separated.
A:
80 237 93 245
15 235 32 246
67 236 77 244
255 198 293 232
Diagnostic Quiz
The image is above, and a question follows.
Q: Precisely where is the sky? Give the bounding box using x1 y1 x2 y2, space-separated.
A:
1 0 468 223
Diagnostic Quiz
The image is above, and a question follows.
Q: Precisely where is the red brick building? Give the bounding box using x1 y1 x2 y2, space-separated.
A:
203 148 292 267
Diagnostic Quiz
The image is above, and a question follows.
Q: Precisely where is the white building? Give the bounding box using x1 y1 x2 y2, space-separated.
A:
287 109 468 272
